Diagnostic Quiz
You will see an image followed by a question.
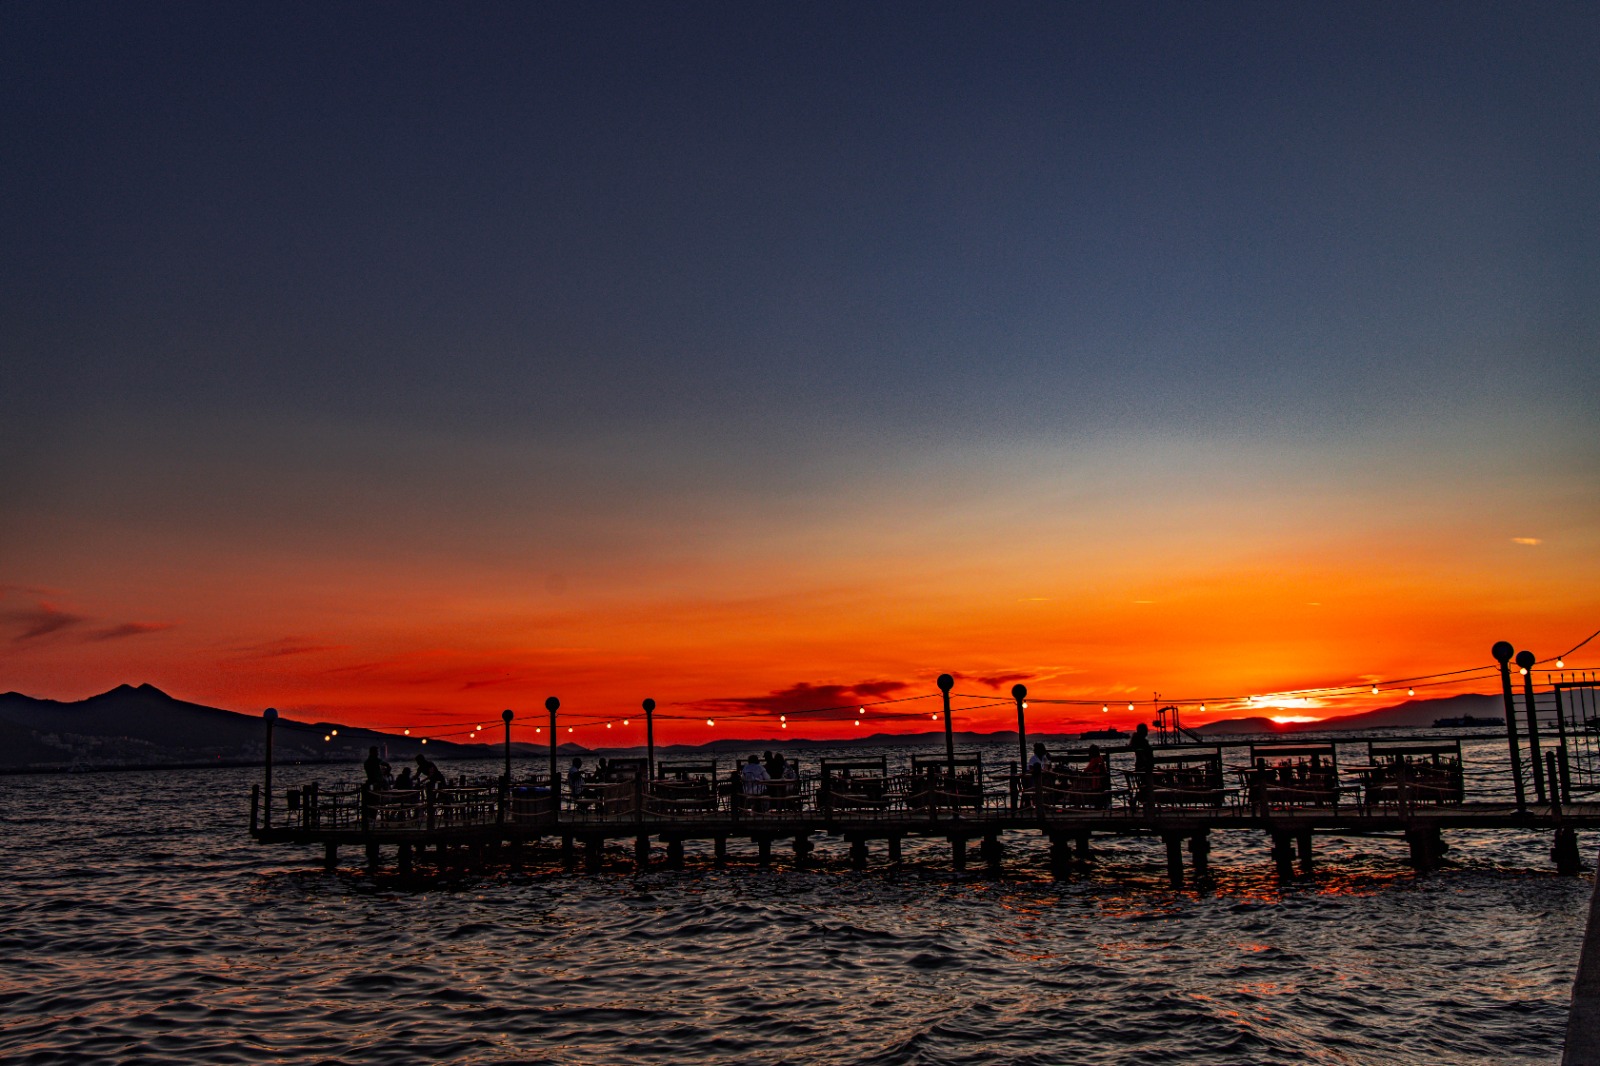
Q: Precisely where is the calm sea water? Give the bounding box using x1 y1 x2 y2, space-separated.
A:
0 737 1589 1065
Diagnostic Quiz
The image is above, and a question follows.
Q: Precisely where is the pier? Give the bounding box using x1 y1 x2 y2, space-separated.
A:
248 661 1600 885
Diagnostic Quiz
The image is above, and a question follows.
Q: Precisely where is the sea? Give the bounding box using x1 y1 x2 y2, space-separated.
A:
0 732 1588 1065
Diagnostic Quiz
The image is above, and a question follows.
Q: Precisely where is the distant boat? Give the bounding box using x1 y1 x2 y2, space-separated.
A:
1433 715 1505 727
1080 727 1126 740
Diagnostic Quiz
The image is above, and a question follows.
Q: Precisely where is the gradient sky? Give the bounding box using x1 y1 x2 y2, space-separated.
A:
3 3 1596 743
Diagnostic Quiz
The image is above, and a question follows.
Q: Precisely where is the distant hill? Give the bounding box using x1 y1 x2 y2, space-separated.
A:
0 684 587 772
1191 693 1505 736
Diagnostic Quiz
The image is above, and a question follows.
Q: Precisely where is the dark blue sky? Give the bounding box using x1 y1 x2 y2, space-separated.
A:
5 2 1594 451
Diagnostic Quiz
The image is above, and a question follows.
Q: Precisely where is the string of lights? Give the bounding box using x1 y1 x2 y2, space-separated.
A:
318 628 1592 744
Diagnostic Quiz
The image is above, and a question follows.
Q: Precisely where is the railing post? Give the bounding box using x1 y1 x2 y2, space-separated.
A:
250 784 260 833
1548 751 1563 818
1518 650 1546 803
1554 686 1573 803
262 707 277 828
1493 642 1527 813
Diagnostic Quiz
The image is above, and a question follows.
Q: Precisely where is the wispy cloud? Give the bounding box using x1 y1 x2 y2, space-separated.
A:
87 621 174 641
954 671 1031 689
225 637 347 661
5 602 87 642
688 680 910 716
1511 537 1542 546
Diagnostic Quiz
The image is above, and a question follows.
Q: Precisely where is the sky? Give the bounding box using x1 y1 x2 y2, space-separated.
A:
2 2 1596 744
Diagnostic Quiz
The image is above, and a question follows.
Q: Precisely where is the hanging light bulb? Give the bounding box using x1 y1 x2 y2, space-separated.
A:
1199 704 1206 713
535 727 541 734
707 719 714 726
1102 705 1108 713
931 713 938 720
780 715 787 722
421 738 428 745
323 734 331 742
1408 688 1415 697
567 727 573 733
606 722 612 729
1558 658 1565 669
782 722 787 729
1127 703 1134 711
1021 701 1028 710
403 729 410 736
623 718 630 726
331 729 338 736
1371 686 1379 695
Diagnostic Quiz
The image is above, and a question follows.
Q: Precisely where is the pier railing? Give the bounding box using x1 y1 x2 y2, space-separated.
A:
257 729 1572 839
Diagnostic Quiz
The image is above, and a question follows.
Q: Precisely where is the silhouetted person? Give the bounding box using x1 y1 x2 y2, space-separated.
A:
364 746 390 788
741 754 770 812
567 757 588 810
1129 723 1153 810
414 753 445 795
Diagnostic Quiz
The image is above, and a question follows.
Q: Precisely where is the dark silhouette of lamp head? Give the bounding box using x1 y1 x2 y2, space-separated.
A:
545 696 560 712
1491 641 1515 665
642 698 656 712
263 707 277 721
1011 684 1027 701
1515 650 1536 671
501 708 513 723
936 674 954 693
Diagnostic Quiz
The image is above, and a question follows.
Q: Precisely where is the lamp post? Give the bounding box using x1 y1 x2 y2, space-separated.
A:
1517 650 1546 803
546 697 560 803
1012 684 1028 772
937 673 955 771
263 707 277 827
501 708 514 785
643 698 657 780
1492 641 1527 813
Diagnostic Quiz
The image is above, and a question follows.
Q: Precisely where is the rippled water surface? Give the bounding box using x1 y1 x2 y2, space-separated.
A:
0 747 1589 1065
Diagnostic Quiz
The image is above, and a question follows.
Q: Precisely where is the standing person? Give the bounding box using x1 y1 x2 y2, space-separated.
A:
364 746 390 789
1129 723 1154 812
566 757 588 811
741 754 770 813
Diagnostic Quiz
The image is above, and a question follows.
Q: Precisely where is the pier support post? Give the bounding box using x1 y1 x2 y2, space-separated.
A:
666 837 685 870
1074 831 1093 865
1189 830 1211 884
1270 833 1295 879
1047 834 1073 878
888 836 903 865
634 835 650 871
757 837 772 867
585 837 603 874
850 838 868 871
1297 830 1315 877
793 832 812 867
1555 828 1583 875
714 836 728 868
983 833 1003 877
398 843 413 876
561 835 576 872
1405 825 1441 873
365 842 381 873
950 836 967 872
323 842 338 872
1164 833 1185 889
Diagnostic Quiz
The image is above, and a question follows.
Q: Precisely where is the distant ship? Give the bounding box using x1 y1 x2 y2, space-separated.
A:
1433 715 1505 727
1080 727 1127 740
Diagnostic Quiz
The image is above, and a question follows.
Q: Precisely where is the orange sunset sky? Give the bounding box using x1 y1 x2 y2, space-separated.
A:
3 7 1596 744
